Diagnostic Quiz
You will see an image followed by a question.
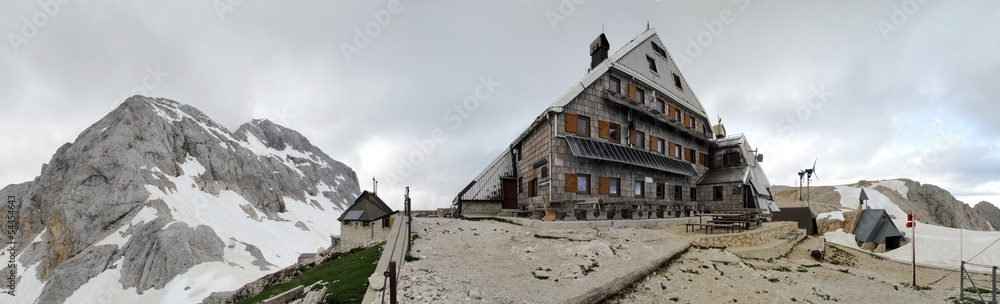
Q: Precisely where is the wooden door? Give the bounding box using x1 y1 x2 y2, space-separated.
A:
502 178 518 209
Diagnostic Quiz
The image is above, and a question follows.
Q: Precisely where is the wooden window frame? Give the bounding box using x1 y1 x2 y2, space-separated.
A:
636 87 645 104
634 180 645 198
674 143 683 159
577 116 591 137
673 73 683 91
690 187 698 201
674 185 683 201
609 123 621 142
713 186 724 201
609 76 621 94
599 177 621 196
656 138 665 154
633 130 645 149
655 97 666 113
656 183 665 199
652 42 667 58
646 56 657 74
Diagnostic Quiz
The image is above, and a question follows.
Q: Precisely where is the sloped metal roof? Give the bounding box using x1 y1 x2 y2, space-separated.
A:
854 209 904 244
564 136 696 176
698 167 748 185
338 191 395 222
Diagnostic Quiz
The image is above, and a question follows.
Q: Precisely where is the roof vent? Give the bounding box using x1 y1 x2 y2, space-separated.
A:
590 33 610 69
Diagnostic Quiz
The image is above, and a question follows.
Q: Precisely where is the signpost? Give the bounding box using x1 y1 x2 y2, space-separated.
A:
906 213 917 286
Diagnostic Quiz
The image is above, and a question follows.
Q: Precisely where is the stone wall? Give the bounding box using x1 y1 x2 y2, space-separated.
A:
516 114 552 207
340 220 392 249
461 201 502 215
692 222 798 248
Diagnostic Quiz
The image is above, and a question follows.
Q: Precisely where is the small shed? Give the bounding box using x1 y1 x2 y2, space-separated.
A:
854 209 904 251
338 191 397 249
771 207 818 235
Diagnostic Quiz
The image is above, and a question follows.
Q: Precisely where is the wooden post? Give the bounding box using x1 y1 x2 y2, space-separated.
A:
405 187 412 251
911 214 916 287
387 261 398 304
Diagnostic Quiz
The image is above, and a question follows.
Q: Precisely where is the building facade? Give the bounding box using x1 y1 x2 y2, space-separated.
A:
454 28 772 216
338 191 396 248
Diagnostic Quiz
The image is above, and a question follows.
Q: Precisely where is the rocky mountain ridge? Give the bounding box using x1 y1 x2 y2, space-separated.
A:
0 96 360 304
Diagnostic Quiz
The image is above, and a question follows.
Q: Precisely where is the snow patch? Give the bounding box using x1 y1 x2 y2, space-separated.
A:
874 180 909 200
835 185 907 220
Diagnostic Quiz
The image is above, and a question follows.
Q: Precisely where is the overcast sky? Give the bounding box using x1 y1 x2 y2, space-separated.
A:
2 1 999 211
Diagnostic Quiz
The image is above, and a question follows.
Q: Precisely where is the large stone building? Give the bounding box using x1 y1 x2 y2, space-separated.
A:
453 28 773 217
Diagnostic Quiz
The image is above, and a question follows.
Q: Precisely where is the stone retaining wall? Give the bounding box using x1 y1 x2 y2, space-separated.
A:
692 222 798 248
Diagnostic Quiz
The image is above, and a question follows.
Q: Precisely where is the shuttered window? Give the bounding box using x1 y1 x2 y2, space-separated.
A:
566 113 578 135
565 173 577 193
598 120 611 139
628 83 637 100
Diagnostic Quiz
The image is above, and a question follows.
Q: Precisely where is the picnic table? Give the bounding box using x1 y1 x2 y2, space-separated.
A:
701 212 763 231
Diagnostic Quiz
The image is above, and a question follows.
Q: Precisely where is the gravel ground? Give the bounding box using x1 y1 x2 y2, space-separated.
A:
379 217 989 304
616 236 977 304
387 217 693 304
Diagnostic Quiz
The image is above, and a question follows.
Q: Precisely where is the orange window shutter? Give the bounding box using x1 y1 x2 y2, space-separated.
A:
649 136 657 151
599 176 610 194
684 113 690 126
565 173 578 193
669 142 676 157
669 105 677 119
630 130 637 145
566 113 578 135
598 120 610 139
628 83 637 100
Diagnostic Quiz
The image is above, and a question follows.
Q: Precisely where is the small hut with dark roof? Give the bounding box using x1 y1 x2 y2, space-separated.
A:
338 191 396 249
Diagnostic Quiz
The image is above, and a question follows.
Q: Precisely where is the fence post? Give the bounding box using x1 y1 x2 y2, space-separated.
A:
961 261 965 300
994 266 997 304
386 261 397 304
405 187 412 251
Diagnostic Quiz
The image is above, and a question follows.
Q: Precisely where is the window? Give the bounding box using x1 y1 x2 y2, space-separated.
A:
688 116 696 128
674 108 681 121
713 186 724 201
609 178 620 196
529 178 538 197
634 180 645 198
577 174 590 194
652 42 667 58
382 217 391 228
609 76 621 94
656 138 665 154
656 183 665 199
687 148 696 163
673 73 683 91
541 166 549 178
674 143 682 159
699 153 709 166
636 88 645 103
519 177 523 193
690 187 698 201
646 56 657 74
655 97 665 113
577 116 590 137
609 123 621 142
674 185 683 201
724 152 741 167
633 130 645 149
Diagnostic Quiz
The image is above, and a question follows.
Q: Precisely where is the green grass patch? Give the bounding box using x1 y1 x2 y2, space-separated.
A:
236 243 384 304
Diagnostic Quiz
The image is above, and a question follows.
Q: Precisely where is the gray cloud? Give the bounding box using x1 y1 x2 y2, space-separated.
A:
3 1 1000 210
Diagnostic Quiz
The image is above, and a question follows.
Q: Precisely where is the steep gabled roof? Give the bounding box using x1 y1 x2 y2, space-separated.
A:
338 191 395 222
854 209 904 244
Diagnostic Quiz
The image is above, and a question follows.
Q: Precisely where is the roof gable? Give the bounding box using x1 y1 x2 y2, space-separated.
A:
610 29 707 117
338 191 395 222
854 209 903 243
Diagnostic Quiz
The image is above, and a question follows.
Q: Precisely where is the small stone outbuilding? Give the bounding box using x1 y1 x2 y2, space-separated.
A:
338 191 396 249
854 209 904 252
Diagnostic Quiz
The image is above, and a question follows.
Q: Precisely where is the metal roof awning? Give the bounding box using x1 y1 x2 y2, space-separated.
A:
764 200 780 212
564 136 696 176
750 179 771 197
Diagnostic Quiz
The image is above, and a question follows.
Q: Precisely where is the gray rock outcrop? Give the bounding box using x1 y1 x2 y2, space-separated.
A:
902 179 993 231
0 96 360 303
974 201 1000 231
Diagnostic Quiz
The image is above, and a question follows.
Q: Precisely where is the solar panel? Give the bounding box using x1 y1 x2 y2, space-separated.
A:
564 136 695 176
343 210 364 221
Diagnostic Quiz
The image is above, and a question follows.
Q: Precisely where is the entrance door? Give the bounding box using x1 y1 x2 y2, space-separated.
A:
502 178 518 209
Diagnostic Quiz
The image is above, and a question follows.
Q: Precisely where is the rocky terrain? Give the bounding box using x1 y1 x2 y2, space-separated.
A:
974 201 1000 231
0 96 360 304
772 179 994 231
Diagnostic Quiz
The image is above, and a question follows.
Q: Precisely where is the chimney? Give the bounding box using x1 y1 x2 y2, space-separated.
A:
590 33 610 69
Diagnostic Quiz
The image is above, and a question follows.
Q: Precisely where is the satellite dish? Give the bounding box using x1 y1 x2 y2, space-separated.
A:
756 154 764 162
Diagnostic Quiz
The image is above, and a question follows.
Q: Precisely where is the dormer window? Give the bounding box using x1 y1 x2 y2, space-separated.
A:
646 56 658 74
673 73 683 91
651 43 667 58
